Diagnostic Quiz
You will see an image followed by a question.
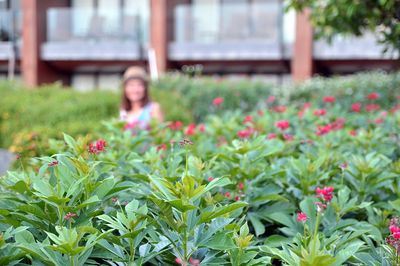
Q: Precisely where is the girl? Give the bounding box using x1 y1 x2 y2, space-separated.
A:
120 66 164 130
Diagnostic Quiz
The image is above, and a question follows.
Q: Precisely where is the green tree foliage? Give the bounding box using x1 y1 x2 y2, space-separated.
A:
286 0 400 55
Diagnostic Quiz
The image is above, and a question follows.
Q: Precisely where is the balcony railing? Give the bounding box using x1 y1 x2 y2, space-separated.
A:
314 33 399 60
170 0 289 60
0 9 21 60
43 7 148 60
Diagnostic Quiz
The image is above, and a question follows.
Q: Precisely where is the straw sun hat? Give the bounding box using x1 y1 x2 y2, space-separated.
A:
123 66 149 83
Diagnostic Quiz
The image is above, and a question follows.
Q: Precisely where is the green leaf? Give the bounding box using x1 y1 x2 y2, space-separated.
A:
248 213 265 236
199 201 247 224
203 232 236 250
168 199 197 212
192 177 232 201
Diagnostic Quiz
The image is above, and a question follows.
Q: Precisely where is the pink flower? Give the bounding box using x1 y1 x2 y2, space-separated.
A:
175 258 183 265
189 258 200 266
207 176 214 182
238 182 244 190
237 128 253 138
275 120 290 131
316 125 331 136
351 102 362 112
367 92 379 100
390 225 400 233
48 160 59 167
313 109 327 116
283 133 294 141
391 105 400 113
373 118 384 124
243 115 253 124
96 139 106 151
266 96 276 103
213 97 224 106
185 123 196 136
303 102 312 109
224 192 231 198
340 162 348 169
88 139 107 154
272 105 287 113
267 133 277 140
198 124 206 133
257 110 264 116
315 186 334 202
169 121 183 130
366 104 380 112
235 196 241 201
349 130 357 136
297 212 308 222
394 232 400 239
323 96 336 103
156 144 167 152
64 212 77 221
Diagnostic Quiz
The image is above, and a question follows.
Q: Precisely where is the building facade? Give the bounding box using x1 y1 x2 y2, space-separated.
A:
0 0 398 90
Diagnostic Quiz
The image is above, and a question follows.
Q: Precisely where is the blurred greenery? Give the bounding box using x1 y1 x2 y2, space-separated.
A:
286 0 400 55
0 71 399 160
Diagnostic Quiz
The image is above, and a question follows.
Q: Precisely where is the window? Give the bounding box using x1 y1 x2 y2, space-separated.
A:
70 0 149 42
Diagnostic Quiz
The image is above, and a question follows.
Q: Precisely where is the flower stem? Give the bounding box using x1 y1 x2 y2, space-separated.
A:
312 212 321 255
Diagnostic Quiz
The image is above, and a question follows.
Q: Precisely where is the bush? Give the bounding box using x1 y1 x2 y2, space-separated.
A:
0 81 119 159
0 81 191 161
1 71 399 164
153 74 274 121
1 83 400 264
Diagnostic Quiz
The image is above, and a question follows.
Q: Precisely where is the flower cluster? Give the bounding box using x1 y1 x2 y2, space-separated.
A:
169 121 183 130
297 212 308 222
315 118 345 136
64 212 77 221
323 96 336 103
175 257 200 266
48 160 58 167
237 128 256 138
313 108 327 116
212 97 224 106
314 186 334 212
88 139 107 154
315 186 334 202
275 120 290 131
386 217 400 254
178 139 193 146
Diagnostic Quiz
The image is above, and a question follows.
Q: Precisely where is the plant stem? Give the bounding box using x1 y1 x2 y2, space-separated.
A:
185 146 189 177
129 238 135 263
183 212 188 261
312 212 321 255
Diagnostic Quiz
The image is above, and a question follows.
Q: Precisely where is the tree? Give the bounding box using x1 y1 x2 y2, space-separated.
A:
286 0 400 56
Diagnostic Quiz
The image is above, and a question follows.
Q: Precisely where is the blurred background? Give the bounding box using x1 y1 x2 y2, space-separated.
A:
0 0 398 91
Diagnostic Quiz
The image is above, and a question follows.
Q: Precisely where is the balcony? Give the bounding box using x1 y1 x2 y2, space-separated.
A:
314 33 399 60
42 8 147 61
170 0 290 61
0 9 21 60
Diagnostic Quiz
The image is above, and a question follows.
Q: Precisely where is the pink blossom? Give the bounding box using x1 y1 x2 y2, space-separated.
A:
275 120 290 130
351 102 362 112
315 186 334 202
313 109 327 116
367 92 379 100
323 96 336 103
297 212 308 222
213 97 224 106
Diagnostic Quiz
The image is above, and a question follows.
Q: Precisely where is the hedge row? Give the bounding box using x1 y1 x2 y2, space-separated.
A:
0 71 399 160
